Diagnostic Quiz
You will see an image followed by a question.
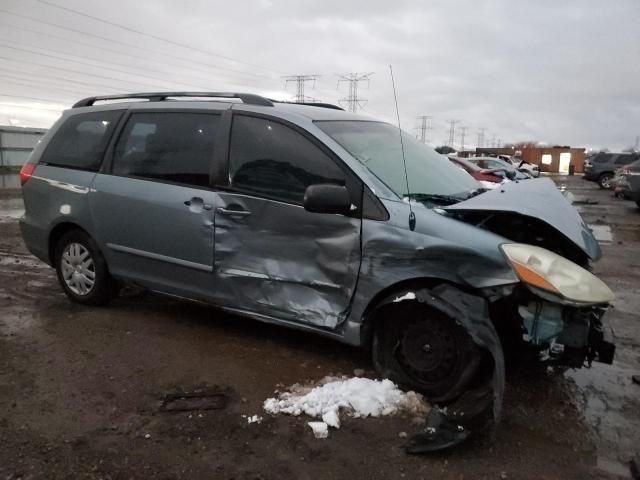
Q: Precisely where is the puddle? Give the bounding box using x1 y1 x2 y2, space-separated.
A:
0 196 24 221
588 224 613 244
0 173 20 189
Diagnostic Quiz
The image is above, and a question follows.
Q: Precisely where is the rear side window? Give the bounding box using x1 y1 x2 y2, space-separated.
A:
40 110 122 171
228 115 347 204
112 112 220 187
615 154 633 165
593 154 611 164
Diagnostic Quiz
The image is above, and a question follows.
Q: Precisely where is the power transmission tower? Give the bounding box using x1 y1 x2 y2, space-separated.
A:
635 135 639 151
459 126 468 151
497 138 502 148
337 72 374 113
447 120 459 147
491 134 497 148
283 74 320 103
477 128 486 148
415 115 432 143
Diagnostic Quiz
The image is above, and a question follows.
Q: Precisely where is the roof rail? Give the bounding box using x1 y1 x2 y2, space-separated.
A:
72 92 274 108
273 101 344 111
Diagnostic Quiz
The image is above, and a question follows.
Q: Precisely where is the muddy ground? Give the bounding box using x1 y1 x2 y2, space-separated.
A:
0 174 638 479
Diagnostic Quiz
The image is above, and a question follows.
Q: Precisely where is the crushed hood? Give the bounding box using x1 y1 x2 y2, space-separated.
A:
444 178 601 261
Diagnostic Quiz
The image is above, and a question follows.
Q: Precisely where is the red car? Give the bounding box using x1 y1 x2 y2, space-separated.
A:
448 156 514 183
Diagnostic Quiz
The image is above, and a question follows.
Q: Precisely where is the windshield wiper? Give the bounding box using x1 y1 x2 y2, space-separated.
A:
404 193 463 206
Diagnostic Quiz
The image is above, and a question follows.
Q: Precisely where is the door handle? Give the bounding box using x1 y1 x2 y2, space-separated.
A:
216 207 252 218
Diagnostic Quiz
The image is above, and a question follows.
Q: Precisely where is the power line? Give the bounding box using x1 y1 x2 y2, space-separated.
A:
0 42 208 91
0 8 278 83
447 120 459 147
415 115 432 143
35 0 287 76
337 72 373 113
0 93 70 106
0 64 126 93
0 21 279 86
283 75 320 103
0 53 174 92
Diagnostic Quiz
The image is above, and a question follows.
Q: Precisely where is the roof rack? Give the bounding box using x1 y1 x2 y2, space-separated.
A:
273 101 344 111
72 92 274 108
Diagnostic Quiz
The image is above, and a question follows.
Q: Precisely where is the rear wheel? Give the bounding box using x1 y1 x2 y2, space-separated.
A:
598 173 613 189
54 230 118 306
372 302 481 403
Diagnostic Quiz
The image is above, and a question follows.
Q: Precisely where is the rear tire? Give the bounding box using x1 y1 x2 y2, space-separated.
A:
54 230 118 306
598 173 613 189
372 302 481 404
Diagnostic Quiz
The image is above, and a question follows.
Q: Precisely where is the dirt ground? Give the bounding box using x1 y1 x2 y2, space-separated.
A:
0 175 638 479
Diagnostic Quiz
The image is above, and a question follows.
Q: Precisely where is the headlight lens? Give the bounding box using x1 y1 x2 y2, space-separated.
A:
501 243 615 304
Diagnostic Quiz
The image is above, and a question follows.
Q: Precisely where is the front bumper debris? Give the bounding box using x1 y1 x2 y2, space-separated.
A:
518 300 615 367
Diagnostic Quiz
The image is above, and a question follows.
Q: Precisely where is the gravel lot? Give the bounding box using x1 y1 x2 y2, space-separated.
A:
0 174 638 479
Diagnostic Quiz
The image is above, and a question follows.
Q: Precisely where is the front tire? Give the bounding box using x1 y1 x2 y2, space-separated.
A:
372 302 481 403
598 173 613 189
54 230 118 306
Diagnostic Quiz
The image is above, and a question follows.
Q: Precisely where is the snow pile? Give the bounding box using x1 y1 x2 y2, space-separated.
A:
479 180 502 190
263 376 429 437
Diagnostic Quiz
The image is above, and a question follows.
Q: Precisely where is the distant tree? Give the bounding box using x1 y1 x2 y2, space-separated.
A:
435 145 456 154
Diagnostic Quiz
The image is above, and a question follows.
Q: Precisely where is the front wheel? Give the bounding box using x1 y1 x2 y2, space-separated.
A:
372 302 481 403
598 173 613 189
54 230 119 306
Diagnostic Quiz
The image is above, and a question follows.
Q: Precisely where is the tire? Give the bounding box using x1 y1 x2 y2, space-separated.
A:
372 302 481 404
54 230 119 306
598 173 613 189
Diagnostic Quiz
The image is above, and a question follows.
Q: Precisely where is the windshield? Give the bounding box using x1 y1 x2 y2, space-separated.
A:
316 121 479 200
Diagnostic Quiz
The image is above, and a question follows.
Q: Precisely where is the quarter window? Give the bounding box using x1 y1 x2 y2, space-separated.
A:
40 110 123 171
112 112 220 187
228 116 347 204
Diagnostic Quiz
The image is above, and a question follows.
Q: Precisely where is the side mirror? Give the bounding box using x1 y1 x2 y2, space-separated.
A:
303 184 352 215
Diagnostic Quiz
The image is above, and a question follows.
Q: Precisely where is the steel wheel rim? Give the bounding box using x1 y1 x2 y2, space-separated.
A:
61 242 95 296
602 176 611 188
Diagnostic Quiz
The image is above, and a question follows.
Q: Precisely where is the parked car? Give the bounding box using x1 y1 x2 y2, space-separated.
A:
19 92 616 444
584 152 639 189
448 155 514 185
498 154 540 178
612 159 640 200
467 157 531 180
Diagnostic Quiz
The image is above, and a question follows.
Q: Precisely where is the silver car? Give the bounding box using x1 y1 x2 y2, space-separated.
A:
19 92 615 446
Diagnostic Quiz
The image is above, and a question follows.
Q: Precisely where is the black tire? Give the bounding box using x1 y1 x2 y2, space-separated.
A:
598 173 613 189
636 199 640 209
54 230 119 306
372 302 481 404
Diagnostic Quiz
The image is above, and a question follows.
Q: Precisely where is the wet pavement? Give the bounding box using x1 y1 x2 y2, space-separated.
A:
0 175 638 479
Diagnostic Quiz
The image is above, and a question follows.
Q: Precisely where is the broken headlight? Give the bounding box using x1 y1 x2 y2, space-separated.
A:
500 243 615 305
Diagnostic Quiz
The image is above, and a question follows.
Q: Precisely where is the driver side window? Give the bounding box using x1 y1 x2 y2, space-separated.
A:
228 115 347 205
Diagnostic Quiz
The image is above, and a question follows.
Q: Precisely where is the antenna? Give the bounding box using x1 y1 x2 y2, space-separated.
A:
389 65 415 231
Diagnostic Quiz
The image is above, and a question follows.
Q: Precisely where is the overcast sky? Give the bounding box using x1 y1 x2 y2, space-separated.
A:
1 0 638 150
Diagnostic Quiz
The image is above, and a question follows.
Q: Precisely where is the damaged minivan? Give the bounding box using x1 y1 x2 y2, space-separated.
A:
20 92 615 447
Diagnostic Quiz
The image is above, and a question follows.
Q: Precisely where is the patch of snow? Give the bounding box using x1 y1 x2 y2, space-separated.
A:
245 414 263 424
263 376 429 431
393 292 416 303
322 409 340 428
308 421 329 439
479 180 501 190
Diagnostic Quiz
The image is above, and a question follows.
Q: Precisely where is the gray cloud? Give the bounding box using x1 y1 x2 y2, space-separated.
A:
1 0 638 150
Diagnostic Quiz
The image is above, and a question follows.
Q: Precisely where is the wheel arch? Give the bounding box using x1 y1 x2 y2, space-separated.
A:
359 277 474 350
48 222 91 264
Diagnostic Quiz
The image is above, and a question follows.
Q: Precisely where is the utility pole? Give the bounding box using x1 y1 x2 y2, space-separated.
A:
477 128 486 148
283 74 320 103
447 120 459 147
415 115 432 143
459 126 468 151
337 72 374 113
